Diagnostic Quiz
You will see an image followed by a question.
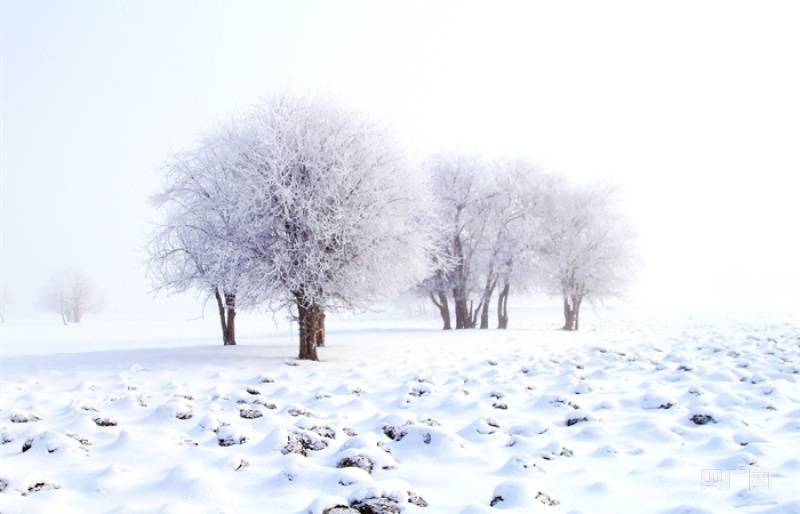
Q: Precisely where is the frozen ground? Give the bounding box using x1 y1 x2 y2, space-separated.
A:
1 306 799 514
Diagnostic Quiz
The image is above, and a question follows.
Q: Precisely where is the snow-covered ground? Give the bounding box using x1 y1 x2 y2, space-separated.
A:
1 306 799 514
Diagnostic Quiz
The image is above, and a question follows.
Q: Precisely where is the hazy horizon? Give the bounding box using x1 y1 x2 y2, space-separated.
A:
3 0 799 320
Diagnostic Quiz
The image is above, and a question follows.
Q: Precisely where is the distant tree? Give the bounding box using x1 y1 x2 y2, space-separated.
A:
474 159 553 329
426 154 496 329
40 269 99 324
537 182 635 330
422 155 558 330
148 126 253 346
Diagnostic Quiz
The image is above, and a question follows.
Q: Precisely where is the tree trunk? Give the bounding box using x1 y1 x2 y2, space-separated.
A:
478 276 497 329
318 308 325 347
311 305 325 346
224 293 237 345
295 293 319 361
479 300 490 329
59 297 67 325
496 282 509 329
214 288 229 345
562 296 574 330
468 299 481 328
453 287 469 329
562 295 582 331
451 233 471 329
429 291 452 330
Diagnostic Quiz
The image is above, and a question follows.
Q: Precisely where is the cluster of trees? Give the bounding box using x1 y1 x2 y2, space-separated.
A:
148 95 634 360
422 156 634 332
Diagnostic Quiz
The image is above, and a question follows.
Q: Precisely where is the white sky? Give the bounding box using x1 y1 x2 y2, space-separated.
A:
2 0 799 318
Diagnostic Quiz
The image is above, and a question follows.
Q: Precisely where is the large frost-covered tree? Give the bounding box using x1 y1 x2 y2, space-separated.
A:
232 97 435 359
538 182 635 330
149 96 436 359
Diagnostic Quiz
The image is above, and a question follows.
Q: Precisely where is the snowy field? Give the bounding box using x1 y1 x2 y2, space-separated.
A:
1 306 799 514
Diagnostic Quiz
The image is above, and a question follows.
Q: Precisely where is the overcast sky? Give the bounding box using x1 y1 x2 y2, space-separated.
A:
2 0 799 319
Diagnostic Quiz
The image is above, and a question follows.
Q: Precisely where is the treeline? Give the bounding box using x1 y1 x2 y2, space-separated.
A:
421 155 634 332
148 95 634 360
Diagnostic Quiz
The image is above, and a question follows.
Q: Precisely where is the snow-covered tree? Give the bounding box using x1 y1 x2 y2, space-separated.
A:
474 159 553 329
231 97 436 359
40 269 99 324
422 155 559 330
537 182 635 330
425 154 497 329
468 161 508 330
148 125 255 345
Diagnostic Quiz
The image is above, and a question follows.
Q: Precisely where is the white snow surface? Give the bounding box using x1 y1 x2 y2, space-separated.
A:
1 309 799 513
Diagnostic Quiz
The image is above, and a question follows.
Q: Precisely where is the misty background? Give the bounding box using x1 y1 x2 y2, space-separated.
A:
2 0 799 321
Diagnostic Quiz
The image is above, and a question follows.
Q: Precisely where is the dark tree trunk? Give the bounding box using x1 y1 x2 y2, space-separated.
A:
438 292 451 330
562 296 574 330
453 287 469 329
463 297 482 329
312 305 325 346
497 282 509 329
224 293 237 345
451 233 472 329
319 307 326 346
429 291 452 330
214 288 229 345
562 295 582 331
479 301 490 329
478 276 497 329
295 292 320 361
